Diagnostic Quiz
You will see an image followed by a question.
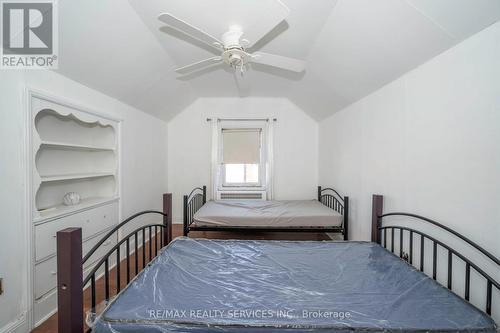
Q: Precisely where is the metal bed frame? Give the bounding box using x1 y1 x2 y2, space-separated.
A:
183 185 349 240
56 193 172 333
54 193 498 332
371 194 499 317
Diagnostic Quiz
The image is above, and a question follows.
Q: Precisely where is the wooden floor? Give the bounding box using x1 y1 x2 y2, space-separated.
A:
32 224 329 333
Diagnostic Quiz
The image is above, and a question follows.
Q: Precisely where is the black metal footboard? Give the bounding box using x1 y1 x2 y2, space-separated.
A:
183 186 207 236
183 186 348 239
56 193 172 333
371 194 499 318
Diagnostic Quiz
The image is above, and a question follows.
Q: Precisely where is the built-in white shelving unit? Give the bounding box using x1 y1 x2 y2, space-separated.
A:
32 103 119 221
29 91 121 327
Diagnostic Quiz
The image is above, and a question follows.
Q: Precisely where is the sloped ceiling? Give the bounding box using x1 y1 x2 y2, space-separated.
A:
56 0 500 121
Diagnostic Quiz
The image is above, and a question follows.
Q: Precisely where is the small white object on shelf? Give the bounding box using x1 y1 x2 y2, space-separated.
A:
63 192 81 206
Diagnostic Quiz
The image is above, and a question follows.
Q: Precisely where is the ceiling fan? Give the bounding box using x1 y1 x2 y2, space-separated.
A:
158 2 306 76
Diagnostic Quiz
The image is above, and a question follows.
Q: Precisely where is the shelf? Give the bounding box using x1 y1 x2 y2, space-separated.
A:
35 196 119 223
33 104 119 217
35 110 116 148
40 172 115 183
40 140 115 151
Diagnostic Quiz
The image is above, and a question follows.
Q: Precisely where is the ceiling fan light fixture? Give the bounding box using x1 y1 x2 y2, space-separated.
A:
222 48 249 67
229 53 242 66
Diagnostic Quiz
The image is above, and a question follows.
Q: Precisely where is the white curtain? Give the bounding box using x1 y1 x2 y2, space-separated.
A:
266 119 275 199
210 118 219 200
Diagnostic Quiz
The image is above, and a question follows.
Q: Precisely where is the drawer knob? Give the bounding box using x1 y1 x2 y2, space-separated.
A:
51 271 57 275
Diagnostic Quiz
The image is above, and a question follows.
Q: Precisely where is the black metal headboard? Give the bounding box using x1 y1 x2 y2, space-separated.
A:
318 186 349 240
371 194 499 317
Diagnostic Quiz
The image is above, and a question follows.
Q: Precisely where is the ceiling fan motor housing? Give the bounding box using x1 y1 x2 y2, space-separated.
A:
221 27 251 67
222 26 244 48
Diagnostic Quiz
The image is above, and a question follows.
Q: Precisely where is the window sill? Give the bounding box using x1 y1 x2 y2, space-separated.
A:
219 186 266 191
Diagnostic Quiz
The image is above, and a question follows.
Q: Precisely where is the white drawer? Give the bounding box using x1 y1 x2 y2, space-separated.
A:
34 235 117 299
35 257 58 300
35 201 119 261
81 201 119 239
34 288 57 327
83 234 117 268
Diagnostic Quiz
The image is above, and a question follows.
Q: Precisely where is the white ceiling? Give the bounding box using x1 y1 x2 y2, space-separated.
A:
56 0 500 121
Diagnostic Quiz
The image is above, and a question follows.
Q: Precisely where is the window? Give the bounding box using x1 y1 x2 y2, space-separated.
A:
211 118 274 199
225 164 259 184
221 128 262 187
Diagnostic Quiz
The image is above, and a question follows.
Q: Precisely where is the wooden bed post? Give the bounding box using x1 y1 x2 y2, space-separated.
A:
163 193 172 244
317 186 322 201
183 194 189 236
371 195 384 243
343 196 349 240
57 228 83 333
202 185 207 204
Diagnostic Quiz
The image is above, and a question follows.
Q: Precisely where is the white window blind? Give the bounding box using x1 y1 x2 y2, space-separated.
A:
222 129 261 164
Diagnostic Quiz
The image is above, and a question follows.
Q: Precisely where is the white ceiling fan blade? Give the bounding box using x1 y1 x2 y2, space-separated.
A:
158 13 223 50
241 1 290 48
251 52 305 72
175 57 222 75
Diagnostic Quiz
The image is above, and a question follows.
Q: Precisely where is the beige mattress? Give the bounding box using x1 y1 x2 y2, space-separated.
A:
193 200 343 228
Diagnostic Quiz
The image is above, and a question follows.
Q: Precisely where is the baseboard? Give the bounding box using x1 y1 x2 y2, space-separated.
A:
0 312 28 333
35 307 57 328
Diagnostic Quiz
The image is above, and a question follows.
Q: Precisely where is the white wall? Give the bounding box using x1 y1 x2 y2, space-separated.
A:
319 22 500 317
0 70 168 332
168 98 318 222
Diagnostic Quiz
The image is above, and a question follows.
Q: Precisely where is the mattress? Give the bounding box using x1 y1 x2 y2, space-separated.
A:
92 238 496 333
192 200 343 228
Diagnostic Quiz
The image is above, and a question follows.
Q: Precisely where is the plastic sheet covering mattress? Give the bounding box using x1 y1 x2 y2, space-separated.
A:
92 238 497 333
193 200 343 227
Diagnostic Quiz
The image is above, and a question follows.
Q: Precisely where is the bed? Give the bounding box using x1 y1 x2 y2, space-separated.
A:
55 193 499 333
183 186 349 240
92 238 496 332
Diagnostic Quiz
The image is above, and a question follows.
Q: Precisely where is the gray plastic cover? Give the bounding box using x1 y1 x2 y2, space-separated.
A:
92 238 497 332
